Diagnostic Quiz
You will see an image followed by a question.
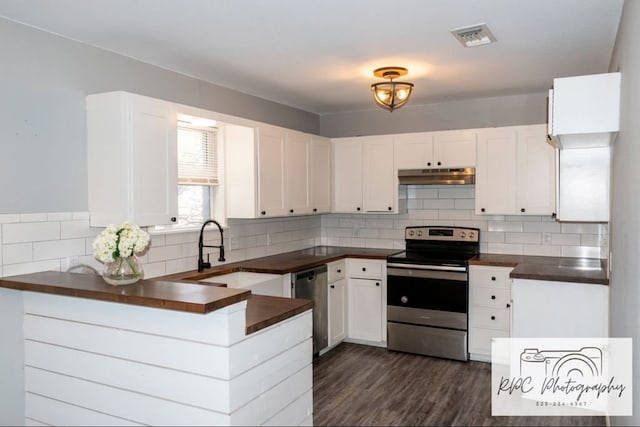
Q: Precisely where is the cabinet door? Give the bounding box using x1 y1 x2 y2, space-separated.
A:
87 92 177 227
348 278 383 342
476 128 517 214
131 97 178 226
517 125 556 215
362 136 395 212
257 125 287 217
332 138 363 213
433 129 477 168
310 135 331 214
285 131 311 215
394 132 434 169
328 278 347 346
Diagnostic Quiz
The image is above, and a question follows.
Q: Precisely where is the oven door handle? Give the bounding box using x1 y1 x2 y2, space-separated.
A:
386 262 467 272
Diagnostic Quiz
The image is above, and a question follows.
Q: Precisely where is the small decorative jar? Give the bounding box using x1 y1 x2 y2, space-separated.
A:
102 255 143 286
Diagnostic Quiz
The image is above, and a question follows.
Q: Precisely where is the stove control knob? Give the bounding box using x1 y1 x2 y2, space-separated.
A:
401 296 409 304
469 232 474 239
460 232 466 238
408 230 414 236
417 230 423 237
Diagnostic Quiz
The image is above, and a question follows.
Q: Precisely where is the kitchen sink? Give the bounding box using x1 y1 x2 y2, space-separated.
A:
199 272 288 297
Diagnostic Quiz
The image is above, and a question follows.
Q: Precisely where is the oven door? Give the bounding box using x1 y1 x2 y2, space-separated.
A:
387 263 468 325
386 263 469 360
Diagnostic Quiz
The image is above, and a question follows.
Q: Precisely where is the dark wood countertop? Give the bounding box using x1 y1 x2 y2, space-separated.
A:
470 254 609 285
0 246 393 335
162 246 399 282
0 270 251 314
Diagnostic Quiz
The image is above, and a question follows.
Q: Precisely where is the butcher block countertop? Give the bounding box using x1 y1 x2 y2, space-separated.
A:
162 245 398 282
470 254 609 285
0 246 397 335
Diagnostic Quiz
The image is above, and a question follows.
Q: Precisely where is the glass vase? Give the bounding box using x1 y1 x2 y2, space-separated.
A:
102 255 143 286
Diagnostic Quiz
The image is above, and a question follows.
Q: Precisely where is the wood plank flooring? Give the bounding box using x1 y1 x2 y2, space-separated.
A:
313 343 606 426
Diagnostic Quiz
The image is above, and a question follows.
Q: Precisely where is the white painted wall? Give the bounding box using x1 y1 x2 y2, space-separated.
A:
0 18 318 215
608 1 640 425
319 92 548 138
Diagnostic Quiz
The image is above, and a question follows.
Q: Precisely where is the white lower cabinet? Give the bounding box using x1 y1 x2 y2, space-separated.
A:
346 259 386 345
327 260 347 348
511 278 609 338
469 265 514 362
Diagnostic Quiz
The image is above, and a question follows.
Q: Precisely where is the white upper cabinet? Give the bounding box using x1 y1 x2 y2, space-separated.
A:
332 138 363 213
87 91 178 227
226 124 327 218
476 124 555 216
310 135 332 214
333 135 396 213
256 124 288 217
394 129 476 170
285 130 311 215
548 72 621 149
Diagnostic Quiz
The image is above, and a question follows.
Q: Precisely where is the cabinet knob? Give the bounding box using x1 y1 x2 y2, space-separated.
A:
330 285 335 289
520 208 526 213
313 208 318 212
437 161 441 166
388 206 392 211
290 209 294 213
481 208 486 212
491 315 496 320
491 295 496 300
506 303 511 308
551 212 557 219
427 162 432 166
170 217 177 222
491 276 496 281
261 211 266 215
362 267 366 272
376 282 380 287
337 269 341 273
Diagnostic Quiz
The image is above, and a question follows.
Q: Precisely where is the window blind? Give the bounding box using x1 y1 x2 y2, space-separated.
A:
177 126 218 185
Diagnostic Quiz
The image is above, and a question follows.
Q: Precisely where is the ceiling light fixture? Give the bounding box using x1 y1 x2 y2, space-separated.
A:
371 66 414 112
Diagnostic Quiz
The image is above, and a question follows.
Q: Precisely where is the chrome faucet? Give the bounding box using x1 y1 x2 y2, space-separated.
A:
198 219 225 272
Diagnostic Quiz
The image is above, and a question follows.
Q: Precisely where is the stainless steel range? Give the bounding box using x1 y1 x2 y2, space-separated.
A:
386 226 480 361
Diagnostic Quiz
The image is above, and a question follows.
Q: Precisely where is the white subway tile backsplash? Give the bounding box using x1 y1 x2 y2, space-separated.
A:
2 222 60 244
3 243 33 265
0 194 610 280
20 213 48 222
505 232 541 245
33 239 87 261
0 214 20 224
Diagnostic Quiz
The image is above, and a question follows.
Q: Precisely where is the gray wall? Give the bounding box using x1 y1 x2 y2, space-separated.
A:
609 1 640 425
0 18 318 214
319 92 548 137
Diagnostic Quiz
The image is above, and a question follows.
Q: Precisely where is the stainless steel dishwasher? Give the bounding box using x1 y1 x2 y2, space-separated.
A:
292 264 328 356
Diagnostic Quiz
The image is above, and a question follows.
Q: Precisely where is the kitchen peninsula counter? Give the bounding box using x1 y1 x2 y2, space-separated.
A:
470 253 609 285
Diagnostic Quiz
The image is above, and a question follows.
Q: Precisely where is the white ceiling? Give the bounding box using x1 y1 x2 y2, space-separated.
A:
0 0 624 115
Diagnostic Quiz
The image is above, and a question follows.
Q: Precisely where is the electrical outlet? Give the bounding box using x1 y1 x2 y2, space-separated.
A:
61 256 80 272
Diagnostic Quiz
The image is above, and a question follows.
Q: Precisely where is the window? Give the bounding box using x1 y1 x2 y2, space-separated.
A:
172 124 219 228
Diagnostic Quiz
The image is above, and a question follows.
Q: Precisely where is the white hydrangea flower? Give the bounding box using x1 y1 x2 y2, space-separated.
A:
93 221 150 264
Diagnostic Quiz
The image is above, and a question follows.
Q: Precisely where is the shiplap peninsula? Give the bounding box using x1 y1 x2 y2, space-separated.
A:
0 272 313 426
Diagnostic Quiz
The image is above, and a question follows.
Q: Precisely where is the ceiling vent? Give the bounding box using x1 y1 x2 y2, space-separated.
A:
451 23 496 47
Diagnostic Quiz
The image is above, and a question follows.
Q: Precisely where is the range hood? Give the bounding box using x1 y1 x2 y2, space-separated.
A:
398 168 475 185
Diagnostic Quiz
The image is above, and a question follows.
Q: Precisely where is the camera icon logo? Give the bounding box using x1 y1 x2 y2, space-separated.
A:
520 347 602 379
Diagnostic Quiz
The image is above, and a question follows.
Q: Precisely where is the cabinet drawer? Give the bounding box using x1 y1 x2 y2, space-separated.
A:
327 261 346 282
469 306 510 330
469 266 512 289
470 287 511 309
348 259 383 279
469 327 510 356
